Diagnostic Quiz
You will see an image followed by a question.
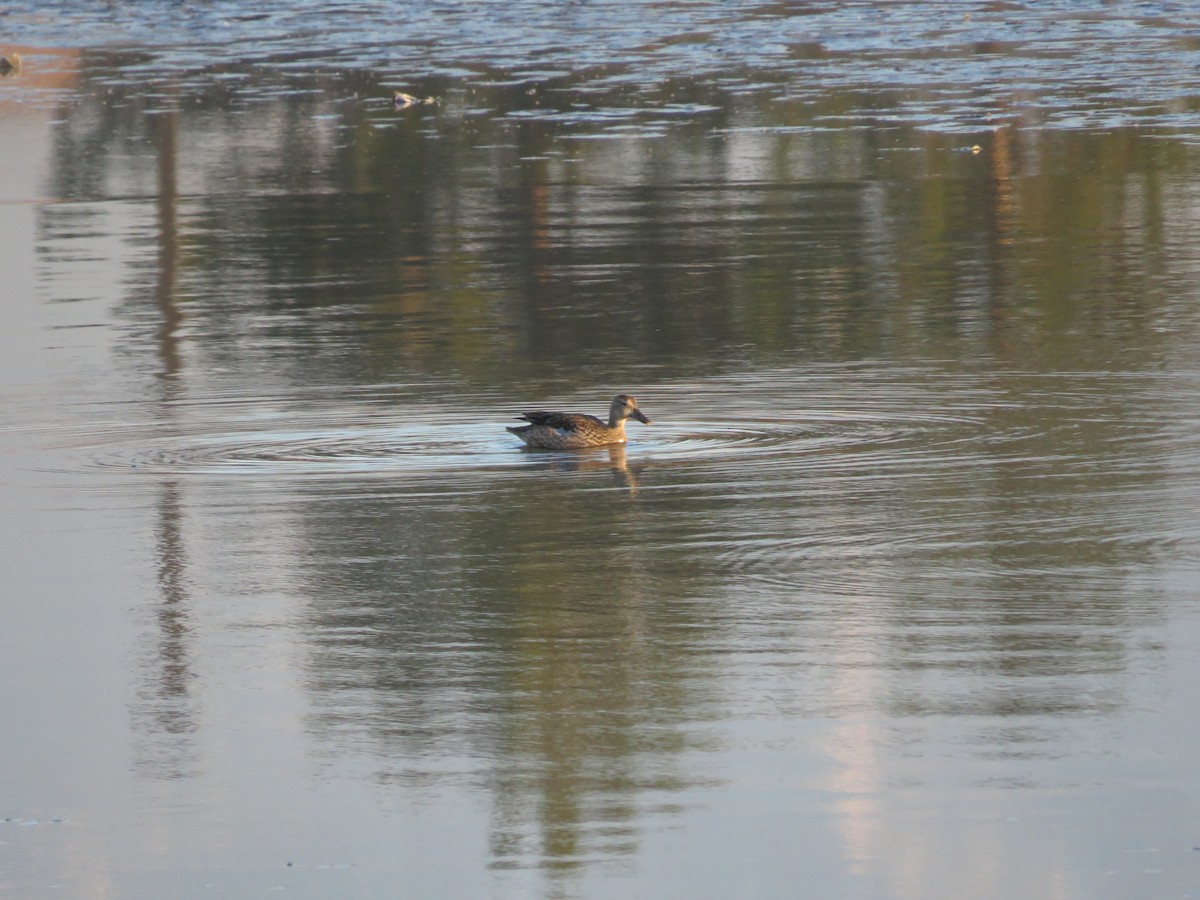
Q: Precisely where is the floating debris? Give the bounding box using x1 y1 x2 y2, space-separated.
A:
393 91 436 110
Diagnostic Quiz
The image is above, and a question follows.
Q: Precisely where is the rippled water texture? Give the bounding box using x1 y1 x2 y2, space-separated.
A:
8 0 1200 131
6 3 1200 899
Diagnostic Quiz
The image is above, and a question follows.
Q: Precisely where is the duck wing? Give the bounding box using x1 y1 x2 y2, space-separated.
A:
516 411 604 432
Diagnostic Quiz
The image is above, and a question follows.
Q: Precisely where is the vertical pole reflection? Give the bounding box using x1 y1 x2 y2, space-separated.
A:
986 124 1017 341
132 107 198 779
154 109 182 380
134 478 199 778
513 122 558 361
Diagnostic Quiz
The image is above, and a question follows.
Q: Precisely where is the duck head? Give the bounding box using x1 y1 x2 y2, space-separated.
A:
610 394 650 426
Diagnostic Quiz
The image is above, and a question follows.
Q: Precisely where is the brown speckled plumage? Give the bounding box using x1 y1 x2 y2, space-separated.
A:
507 394 650 449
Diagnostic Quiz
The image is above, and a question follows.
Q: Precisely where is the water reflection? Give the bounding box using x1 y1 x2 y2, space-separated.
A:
520 444 645 494
296 458 717 869
129 99 199 780
44 87 1190 393
151 106 183 380
37 54 1200 387
133 480 200 780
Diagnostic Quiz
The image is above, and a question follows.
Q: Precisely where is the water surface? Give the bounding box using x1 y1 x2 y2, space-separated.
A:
4 3 1200 898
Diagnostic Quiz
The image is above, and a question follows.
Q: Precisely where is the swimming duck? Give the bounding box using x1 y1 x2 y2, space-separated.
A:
507 394 650 449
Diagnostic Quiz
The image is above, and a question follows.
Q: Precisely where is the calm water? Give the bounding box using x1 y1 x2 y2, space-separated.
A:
5 3 1200 898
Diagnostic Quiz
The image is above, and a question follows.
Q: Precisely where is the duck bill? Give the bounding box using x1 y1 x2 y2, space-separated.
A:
632 409 650 425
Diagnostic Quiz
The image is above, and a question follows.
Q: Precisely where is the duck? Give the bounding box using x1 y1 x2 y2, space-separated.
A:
507 394 650 449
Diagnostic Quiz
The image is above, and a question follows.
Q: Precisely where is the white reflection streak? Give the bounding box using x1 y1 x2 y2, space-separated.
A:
826 717 882 878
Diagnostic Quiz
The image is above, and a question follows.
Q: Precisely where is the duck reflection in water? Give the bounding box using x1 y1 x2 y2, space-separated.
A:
525 442 644 493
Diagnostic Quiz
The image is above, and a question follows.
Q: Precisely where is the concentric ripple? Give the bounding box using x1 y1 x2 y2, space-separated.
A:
54 367 1200 556
69 372 992 483
633 368 1200 600
87 421 518 480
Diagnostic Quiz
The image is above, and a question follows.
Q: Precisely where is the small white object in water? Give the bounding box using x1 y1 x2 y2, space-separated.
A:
393 91 436 110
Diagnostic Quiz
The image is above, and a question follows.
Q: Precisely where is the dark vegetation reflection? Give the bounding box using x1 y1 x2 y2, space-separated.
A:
43 54 1196 387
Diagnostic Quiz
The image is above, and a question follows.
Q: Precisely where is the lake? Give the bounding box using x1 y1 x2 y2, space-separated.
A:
3 2 1200 898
